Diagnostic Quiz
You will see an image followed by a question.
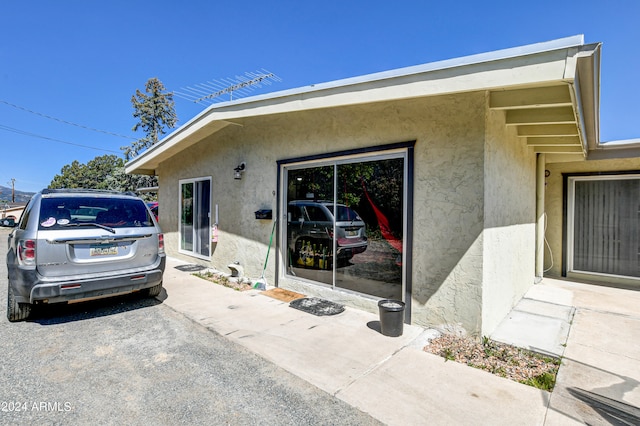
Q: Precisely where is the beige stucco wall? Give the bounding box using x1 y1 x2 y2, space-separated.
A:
481 107 537 335
157 121 280 279
409 94 485 334
544 157 640 279
156 91 538 335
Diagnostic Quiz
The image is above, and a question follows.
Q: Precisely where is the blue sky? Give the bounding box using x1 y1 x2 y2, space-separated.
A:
1 0 639 194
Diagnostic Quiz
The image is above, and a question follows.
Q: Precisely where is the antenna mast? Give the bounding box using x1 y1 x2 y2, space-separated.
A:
175 70 281 105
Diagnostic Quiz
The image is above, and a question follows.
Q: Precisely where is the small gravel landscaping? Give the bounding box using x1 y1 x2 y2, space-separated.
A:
194 270 253 291
423 334 561 391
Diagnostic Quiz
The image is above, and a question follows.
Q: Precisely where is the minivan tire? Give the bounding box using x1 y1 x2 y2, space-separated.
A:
145 282 163 298
7 284 31 322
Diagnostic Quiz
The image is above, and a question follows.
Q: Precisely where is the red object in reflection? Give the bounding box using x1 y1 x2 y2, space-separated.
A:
361 179 402 253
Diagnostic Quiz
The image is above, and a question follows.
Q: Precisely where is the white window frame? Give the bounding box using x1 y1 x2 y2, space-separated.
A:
178 176 212 260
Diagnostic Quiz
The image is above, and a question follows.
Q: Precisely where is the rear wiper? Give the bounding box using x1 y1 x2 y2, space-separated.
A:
61 222 116 234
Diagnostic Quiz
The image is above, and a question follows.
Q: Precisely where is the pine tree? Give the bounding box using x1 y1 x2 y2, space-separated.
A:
122 77 177 196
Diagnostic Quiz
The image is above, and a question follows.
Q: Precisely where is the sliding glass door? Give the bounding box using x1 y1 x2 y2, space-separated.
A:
180 177 211 259
286 165 335 286
335 158 404 299
284 150 407 301
568 175 640 279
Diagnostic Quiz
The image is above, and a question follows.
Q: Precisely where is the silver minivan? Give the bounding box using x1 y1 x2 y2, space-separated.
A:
6 189 165 321
287 200 368 264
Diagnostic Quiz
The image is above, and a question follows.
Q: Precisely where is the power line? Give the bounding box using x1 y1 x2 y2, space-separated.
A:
0 99 136 140
0 124 121 154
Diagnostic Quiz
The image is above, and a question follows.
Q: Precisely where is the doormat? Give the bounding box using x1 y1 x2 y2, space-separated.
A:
262 288 306 303
289 297 345 316
175 264 207 272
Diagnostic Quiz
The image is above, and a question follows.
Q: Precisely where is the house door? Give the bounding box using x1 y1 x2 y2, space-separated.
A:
568 175 640 281
179 177 211 259
282 145 412 303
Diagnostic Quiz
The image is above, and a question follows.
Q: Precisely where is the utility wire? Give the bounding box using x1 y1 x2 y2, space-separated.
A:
0 124 121 154
0 99 136 140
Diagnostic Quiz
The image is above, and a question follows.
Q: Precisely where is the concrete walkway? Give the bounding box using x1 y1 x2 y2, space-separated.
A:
161 257 640 425
525 278 640 425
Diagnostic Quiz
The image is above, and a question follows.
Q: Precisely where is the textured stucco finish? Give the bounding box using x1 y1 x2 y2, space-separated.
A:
409 94 485 334
545 158 640 280
481 108 537 335
157 92 538 335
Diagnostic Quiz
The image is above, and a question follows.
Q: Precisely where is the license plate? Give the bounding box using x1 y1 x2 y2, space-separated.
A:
345 230 358 237
90 245 118 256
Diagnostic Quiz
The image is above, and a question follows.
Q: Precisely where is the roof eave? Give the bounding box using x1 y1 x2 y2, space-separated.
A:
125 119 233 174
587 139 640 160
570 43 601 154
126 35 588 174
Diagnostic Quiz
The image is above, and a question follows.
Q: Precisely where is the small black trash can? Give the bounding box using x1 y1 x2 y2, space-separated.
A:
378 299 405 337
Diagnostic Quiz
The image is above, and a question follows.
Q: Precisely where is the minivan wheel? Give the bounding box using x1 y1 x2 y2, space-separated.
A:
145 282 163 298
7 284 31 322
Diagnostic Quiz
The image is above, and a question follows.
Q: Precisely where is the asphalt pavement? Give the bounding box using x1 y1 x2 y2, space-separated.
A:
0 227 382 425
160 256 640 425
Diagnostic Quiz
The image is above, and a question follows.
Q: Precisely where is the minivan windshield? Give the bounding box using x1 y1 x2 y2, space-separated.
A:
38 197 153 230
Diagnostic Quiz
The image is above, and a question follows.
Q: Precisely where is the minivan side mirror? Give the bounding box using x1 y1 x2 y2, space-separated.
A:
1 218 16 227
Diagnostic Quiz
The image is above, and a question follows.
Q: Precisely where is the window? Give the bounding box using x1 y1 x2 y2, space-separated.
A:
567 174 640 279
281 145 412 302
38 197 152 230
179 177 211 259
18 201 33 230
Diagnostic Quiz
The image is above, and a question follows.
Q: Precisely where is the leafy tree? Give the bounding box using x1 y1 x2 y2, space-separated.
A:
103 165 126 192
49 160 85 189
360 158 404 237
287 163 375 206
49 155 124 190
122 77 177 197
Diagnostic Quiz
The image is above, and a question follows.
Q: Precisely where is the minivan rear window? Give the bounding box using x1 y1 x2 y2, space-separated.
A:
326 205 361 222
38 197 153 230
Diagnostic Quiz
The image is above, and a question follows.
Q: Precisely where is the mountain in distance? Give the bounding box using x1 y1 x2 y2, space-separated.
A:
0 185 35 203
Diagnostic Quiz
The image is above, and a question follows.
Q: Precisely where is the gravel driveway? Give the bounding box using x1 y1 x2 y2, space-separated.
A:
0 228 379 425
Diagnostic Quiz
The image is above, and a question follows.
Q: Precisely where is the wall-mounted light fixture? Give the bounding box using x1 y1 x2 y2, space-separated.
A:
234 162 246 180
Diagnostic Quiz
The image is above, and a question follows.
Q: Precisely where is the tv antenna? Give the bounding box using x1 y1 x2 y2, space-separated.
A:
175 70 281 105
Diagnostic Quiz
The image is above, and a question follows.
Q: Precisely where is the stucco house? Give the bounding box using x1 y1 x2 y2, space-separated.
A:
126 35 640 337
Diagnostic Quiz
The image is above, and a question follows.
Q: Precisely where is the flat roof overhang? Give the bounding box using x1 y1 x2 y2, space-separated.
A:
489 42 601 163
126 35 603 174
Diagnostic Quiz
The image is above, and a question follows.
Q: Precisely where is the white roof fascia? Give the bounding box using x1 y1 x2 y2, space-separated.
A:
600 138 640 147
578 43 602 152
587 139 640 160
126 35 586 173
200 35 585 113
